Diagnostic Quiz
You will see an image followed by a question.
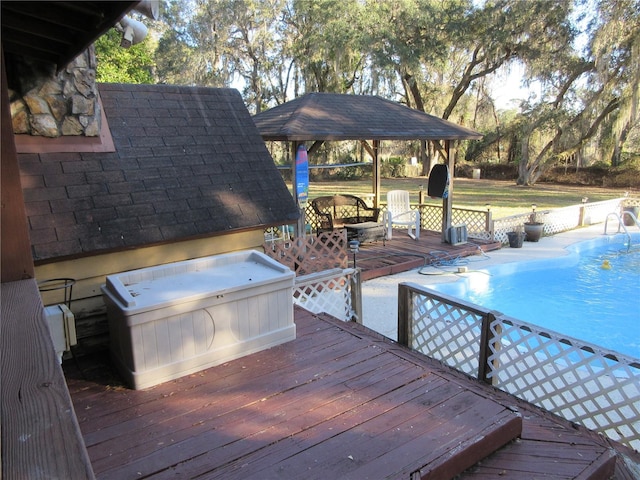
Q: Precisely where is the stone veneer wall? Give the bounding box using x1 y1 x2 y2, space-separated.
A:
9 46 100 138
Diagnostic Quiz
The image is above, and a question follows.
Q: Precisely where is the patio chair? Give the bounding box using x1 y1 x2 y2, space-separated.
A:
384 190 420 240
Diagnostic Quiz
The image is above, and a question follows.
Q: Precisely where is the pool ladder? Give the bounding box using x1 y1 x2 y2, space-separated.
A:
604 211 639 251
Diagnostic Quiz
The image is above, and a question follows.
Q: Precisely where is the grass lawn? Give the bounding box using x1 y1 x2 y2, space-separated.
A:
299 177 635 219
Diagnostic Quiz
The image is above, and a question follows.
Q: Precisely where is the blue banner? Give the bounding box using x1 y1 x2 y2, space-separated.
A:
295 145 309 206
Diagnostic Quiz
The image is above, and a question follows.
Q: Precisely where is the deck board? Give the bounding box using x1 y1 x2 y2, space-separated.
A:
63 307 627 479
352 229 501 280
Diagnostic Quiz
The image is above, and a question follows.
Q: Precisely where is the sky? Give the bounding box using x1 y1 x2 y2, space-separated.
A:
490 62 542 111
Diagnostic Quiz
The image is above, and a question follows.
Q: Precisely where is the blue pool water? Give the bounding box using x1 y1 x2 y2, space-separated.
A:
429 233 640 359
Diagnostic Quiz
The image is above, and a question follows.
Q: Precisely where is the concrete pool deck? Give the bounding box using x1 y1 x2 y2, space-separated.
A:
361 223 623 340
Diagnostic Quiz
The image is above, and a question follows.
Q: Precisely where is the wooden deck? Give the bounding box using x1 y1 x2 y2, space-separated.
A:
64 307 629 479
350 229 501 281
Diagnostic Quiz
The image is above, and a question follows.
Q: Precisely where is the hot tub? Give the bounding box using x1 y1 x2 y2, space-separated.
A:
102 250 295 389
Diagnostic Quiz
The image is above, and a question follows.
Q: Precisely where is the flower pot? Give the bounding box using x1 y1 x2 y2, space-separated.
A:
507 231 525 248
623 206 639 226
524 222 544 242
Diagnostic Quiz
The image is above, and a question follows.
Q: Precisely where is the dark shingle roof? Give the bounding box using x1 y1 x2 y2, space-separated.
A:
19 84 299 262
253 93 482 142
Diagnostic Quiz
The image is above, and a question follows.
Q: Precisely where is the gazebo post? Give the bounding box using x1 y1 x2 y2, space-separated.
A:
372 139 380 208
441 140 453 243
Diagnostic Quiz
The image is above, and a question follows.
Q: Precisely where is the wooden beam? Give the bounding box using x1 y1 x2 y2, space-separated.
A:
360 139 374 158
307 140 324 155
432 140 448 161
1 47 34 282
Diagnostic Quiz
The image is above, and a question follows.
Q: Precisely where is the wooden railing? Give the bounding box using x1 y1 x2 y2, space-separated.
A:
1 279 94 479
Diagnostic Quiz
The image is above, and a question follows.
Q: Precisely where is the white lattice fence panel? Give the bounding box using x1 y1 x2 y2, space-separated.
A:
624 197 640 208
587 199 625 224
293 269 354 321
493 214 530 244
379 204 490 237
452 208 490 238
493 198 628 245
263 230 347 276
542 206 581 235
487 317 640 450
410 293 483 377
418 205 442 231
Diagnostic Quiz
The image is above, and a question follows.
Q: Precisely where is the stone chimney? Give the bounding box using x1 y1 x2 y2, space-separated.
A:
10 46 100 138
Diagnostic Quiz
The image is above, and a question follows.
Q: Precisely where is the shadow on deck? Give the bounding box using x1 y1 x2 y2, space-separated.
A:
352 229 501 281
64 306 632 479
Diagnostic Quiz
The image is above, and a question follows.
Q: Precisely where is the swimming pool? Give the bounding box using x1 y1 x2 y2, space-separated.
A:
428 233 640 359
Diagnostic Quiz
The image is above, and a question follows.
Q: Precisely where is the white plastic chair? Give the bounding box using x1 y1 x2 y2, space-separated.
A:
384 190 420 240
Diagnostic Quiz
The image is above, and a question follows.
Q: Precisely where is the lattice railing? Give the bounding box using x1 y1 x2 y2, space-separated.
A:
417 204 441 231
296 196 633 245
493 198 626 245
263 230 348 276
404 292 484 377
397 282 640 450
378 204 489 238
293 268 359 322
487 315 640 447
542 205 581 234
263 231 361 322
590 198 632 224
451 207 492 240
304 203 323 233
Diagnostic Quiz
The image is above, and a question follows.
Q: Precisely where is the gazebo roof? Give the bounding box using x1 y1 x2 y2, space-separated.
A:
252 92 482 142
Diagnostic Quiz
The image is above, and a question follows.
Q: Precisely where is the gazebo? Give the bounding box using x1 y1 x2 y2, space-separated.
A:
253 92 482 241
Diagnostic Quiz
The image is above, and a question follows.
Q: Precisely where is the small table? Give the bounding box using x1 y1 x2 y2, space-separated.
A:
345 222 386 244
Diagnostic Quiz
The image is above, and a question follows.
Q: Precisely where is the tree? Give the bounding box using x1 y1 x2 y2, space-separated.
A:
144 0 638 182
94 29 156 84
510 0 640 184
359 0 583 175
155 0 235 87
591 0 640 167
281 0 367 96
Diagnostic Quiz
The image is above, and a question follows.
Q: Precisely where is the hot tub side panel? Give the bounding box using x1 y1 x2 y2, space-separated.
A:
104 276 294 390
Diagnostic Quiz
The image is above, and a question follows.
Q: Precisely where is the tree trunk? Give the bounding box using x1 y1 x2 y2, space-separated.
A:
611 119 632 167
516 127 532 185
420 140 429 176
403 72 425 112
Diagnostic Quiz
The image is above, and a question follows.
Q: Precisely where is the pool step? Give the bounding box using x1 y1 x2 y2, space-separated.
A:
459 438 617 479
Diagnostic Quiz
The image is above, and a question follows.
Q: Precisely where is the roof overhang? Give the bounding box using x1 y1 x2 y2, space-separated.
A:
1 1 139 71
253 93 483 142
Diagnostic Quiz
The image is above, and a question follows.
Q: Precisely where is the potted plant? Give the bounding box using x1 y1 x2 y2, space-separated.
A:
524 204 544 242
506 225 525 248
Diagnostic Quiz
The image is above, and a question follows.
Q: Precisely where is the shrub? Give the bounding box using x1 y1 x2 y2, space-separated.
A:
381 156 407 178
